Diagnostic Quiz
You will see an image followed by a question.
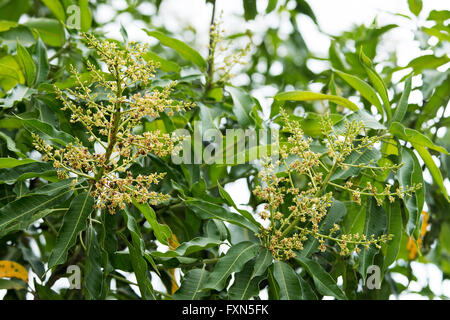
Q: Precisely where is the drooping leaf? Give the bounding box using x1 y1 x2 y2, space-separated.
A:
226 86 256 127
79 0 92 32
358 197 387 282
1 84 36 108
144 51 181 73
0 55 24 91
34 38 49 85
22 118 76 146
152 237 222 258
186 198 260 233
243 0 257 21
143 29 206 70
0 186 72 233
274 91 359 111
408 0 423 16
228 247 273 300
413 143 448 202
359 48 391 121
132 199 172 245
41 0 66 21
296 256 347 300
383 200 402 272
391 75 412 124
335 70 384 118
16 43 36 86
24 18 65 47
85 225 104 299
398 147 425 235
272 260 302 300
389 121 449 154
405 54 450 75
48 192 94 268
0 161 55 183
173 266 209 300
203 241 259 291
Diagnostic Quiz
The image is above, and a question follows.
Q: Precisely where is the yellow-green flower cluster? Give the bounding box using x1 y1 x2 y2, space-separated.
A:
254 112 420 260
33 34 192 214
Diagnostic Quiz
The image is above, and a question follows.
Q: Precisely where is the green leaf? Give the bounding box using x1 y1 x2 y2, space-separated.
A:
0 161 55 183
48 192 94 268
217 182 261 229
79 0 92 32
22 118 76 146
266 0 277 13
144 51 181 73
0 186 72 233
228 247 273 299
34 281 62 299
1 84 36 108
142 29 206 70
186 198 260 233
226 86 256 127
23 18 65 47
203 241 259 291
389 121 449 154
298 276 318 300
243 0 257 21
391 75 412 124
359 48 391 121
41 0 66 22
152 237 222 258
0 132 26 158
0 20 18 32
173 266 209 300
405 54 450 75
85 225 104 299
335 70 384 118
272 260 302 300
296 256 347 300
18 242 45 279
408 0 422 16
383 200 402 272
16 43 36 86
417 77 450 128
119 233 156 300
358 197 387 282
413 143 448 202
398 147 425 235
274 91 359 112
0 55 25 91
132 199 172 245
34 38 49 85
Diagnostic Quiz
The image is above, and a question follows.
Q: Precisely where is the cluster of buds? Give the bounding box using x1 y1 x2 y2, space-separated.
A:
206 13 252 87
254 112 419 260
33 34 192 213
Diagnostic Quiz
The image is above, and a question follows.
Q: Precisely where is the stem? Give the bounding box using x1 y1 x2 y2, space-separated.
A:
205 0 217 92
94 65 123 182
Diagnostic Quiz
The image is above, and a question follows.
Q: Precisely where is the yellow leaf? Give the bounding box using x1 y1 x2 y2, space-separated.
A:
0 260 28 282
406 211 429 260
168 234 179 294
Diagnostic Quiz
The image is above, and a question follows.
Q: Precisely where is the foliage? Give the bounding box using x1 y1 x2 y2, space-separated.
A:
0 0 448 300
